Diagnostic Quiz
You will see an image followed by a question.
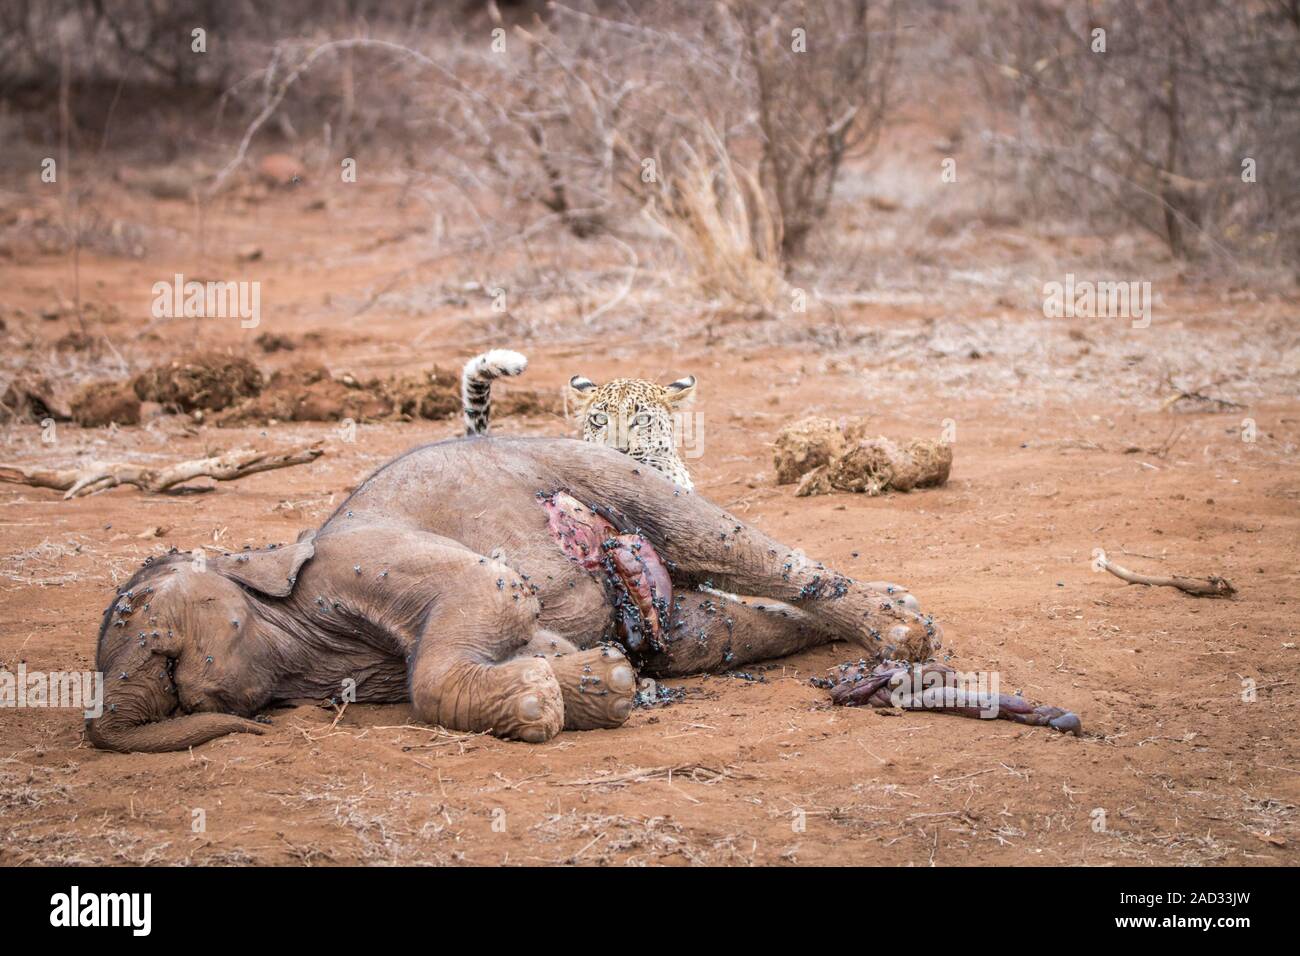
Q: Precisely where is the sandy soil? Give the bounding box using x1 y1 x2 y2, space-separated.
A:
1 179 1297 866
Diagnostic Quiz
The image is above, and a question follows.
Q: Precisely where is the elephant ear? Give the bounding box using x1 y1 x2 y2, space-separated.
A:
217 531 316 597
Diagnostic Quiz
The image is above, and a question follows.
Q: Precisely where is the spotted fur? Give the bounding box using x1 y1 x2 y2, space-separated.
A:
568 375 696 490
460 351 696 489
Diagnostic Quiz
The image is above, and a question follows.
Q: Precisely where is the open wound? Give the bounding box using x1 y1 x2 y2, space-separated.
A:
540 491 671 654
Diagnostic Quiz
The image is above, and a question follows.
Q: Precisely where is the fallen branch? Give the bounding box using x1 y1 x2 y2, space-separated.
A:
0 443 323 498
1099 553 1236 598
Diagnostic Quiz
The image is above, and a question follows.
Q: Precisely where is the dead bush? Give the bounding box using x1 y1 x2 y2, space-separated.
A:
452 0 899 272
733 0 899 258
959 0 1300 262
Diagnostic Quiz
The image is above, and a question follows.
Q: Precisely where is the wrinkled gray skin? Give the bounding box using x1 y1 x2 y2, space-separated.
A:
87 436 940 752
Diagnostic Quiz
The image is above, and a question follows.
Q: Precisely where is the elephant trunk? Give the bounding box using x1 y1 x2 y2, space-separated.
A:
86 710 265 753
85 622 264 753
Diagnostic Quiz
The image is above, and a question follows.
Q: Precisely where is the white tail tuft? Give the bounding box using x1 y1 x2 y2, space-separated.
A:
466 349 528 381
462 349 528 436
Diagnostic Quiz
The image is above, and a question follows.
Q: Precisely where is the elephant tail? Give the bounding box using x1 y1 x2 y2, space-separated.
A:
461 349 528 436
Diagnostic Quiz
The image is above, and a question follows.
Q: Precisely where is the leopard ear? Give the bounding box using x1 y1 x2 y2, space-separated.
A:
569 375 597 410
663 375 696 405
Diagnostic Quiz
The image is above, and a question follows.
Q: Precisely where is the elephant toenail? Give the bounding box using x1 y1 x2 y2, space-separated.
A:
889 624 911 643
898 594 919 612
518 694 542 721
609 665 635 693
612 698 633 721
519 725 548 743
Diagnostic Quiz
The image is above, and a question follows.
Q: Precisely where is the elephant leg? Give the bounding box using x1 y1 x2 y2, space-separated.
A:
699 550 935 665
403 548 567 742
409 630 566 743
674 546 936 666
517 632 637 731
316 525 632 741
571 479 939 664
637 592 832 677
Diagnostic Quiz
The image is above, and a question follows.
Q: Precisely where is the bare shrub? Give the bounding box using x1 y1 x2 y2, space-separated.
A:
732 0 899 258
0 0 448 93
450 1 899 272
960 0 1300 263
460 2 751 240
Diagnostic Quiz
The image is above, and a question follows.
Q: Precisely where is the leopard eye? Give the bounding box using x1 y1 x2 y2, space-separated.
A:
589 412 609 427
632 413 651 427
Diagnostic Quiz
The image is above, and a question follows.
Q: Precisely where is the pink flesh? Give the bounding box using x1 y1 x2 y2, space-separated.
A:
543 492 672 647
543 493 609 572
605 533 673 636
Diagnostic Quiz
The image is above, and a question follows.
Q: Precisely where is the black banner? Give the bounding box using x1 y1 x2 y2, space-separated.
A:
1 865 1285 942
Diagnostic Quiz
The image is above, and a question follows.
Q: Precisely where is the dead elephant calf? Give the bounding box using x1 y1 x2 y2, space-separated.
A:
87 436 1078 751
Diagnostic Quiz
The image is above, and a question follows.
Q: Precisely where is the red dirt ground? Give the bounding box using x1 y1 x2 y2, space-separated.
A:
1 181 1296 866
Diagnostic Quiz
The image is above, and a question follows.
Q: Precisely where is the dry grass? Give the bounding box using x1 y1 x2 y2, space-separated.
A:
552 762 753 790
0 536 92 587
271 779 457 865
527 810 751 865
645 129 785 315
0 762 76 811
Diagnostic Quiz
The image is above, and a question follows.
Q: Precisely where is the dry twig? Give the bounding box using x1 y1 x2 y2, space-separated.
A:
0 443 323 498
1099 553 1236 598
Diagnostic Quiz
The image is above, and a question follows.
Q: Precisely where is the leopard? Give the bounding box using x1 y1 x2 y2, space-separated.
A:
460 350 696 490
567 374 696 490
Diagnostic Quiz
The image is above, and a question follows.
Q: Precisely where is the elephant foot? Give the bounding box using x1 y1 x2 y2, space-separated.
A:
502 658 566 742
829 660 1082 736
844 582 940 661
416 656 566 744
543 644 638 730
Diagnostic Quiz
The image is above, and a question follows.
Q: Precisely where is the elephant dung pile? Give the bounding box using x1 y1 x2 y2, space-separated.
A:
772 416 845 484
132 352 264 412
24 350 563 429
214 361 405 425
208 359 561 426
0 374 72 423
796 437 952 497
70 380 142 427
3 354 258 427
773 416 952 497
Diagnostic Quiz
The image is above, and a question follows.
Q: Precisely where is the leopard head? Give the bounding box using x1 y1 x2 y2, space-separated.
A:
568 374 696 489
